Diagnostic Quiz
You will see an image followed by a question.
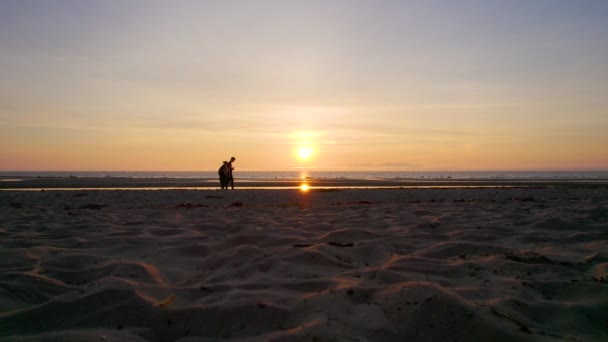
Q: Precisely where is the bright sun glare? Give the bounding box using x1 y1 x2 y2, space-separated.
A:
297 146 314 160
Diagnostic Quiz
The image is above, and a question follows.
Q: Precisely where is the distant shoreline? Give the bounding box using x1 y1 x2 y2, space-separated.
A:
2 176 608 190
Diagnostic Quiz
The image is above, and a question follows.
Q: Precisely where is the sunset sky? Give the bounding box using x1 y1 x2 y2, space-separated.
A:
1 0 607 171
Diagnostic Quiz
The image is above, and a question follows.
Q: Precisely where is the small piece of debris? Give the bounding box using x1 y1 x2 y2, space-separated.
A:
79 204 107 210
200 286 214 292
176 203 208 209
328 241 354 247
157 294 176 307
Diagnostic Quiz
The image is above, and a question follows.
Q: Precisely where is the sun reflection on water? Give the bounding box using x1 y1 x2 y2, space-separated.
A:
299 183 310 192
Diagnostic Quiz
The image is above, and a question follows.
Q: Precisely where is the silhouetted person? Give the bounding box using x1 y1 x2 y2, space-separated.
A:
226 156 236 189
218 161 228 189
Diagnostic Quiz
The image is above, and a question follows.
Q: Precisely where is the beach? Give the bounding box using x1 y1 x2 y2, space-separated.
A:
1 186 607 341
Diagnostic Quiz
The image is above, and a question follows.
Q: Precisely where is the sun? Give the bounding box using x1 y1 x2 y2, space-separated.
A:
297 146 314 160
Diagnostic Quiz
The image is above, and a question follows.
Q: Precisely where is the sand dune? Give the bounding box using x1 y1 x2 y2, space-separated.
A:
1 187 607 341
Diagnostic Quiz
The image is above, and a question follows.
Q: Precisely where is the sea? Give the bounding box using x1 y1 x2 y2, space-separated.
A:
1 170 607 181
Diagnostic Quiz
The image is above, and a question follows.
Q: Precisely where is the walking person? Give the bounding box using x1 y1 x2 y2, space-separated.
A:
226 156 236 189
218 161 228 189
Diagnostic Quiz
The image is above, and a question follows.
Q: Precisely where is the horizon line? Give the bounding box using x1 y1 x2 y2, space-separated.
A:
1 169 607 173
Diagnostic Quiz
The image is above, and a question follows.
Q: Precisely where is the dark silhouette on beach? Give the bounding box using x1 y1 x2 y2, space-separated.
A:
218 161 228 189
227 156 236 189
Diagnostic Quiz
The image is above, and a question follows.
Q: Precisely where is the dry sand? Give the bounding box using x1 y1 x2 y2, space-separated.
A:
1 187 607 341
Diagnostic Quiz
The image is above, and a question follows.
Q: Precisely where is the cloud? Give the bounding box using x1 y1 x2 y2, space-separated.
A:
349 162 420 168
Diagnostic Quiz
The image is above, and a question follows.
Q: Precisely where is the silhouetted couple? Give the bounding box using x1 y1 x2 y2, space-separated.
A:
218 156 236 190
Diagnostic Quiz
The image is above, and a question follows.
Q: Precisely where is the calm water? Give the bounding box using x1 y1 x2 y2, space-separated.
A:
1 171 607 180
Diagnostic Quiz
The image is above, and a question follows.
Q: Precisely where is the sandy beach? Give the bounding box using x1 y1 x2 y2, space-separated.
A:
1 186 607 341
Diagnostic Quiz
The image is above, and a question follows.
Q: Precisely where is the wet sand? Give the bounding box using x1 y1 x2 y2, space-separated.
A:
1 176 608 190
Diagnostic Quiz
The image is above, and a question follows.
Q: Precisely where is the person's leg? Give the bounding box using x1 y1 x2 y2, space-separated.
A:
230 176 234 189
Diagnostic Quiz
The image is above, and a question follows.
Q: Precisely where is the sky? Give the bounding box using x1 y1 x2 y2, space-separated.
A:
1 0 607 171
